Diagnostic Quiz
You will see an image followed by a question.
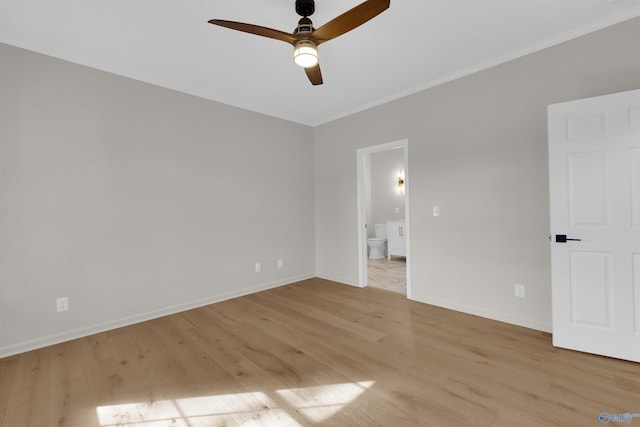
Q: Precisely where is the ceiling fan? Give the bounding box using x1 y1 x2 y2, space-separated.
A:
208 0 390 86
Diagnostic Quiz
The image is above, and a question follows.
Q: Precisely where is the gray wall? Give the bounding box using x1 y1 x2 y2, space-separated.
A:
314 17 640 331
0 43 315 357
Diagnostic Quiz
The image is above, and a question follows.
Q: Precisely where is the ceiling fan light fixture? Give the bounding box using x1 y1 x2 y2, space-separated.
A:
293 40 318 68
209 0 391 85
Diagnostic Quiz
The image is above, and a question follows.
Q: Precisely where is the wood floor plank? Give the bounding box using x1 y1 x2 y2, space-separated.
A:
0 355 19 423
2 278 640 426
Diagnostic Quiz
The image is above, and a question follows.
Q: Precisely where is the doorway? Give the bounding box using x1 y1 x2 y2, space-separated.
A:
356 140 411 297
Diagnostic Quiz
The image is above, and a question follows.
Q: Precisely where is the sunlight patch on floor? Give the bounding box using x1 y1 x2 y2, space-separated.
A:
96 381 375 426
276 381 375 423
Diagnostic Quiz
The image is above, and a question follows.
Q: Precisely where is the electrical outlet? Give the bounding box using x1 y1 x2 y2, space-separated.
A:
56 297 69 312
255 263 261 273
514 284 526 298
277 259 283 269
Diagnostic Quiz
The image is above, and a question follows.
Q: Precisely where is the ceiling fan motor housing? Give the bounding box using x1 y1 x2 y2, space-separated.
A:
295 0 315 17
294 17 314 34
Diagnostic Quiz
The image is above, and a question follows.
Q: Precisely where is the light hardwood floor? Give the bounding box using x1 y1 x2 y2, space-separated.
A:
367 257 406 294
1 278 639 426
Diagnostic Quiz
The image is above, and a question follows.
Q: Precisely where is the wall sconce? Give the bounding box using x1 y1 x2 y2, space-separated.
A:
397 169 405 195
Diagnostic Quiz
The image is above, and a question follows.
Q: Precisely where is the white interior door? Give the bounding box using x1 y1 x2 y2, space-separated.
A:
548 89 640 362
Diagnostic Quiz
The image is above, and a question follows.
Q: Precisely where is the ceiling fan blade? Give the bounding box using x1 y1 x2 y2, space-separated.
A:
305 64 323 86
310 0 390 45
208 19 298 45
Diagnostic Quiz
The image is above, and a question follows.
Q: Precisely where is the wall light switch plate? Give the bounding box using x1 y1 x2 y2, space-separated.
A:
433 206 440 217
56 297 69 312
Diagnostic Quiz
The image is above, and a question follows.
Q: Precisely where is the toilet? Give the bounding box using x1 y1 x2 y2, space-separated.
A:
367 224 388 259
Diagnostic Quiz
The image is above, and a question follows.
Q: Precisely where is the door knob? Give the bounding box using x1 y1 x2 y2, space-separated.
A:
555 234 581 243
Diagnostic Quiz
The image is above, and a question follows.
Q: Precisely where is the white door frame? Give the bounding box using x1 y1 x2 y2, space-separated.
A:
356 139 411 298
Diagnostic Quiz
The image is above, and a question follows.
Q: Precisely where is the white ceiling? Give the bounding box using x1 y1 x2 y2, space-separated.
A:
2 0 640 126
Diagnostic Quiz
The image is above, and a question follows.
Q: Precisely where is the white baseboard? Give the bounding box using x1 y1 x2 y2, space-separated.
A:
0 273 314 359
314 273 360 288
319 279 551 333
410 294 552 333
